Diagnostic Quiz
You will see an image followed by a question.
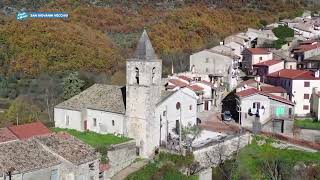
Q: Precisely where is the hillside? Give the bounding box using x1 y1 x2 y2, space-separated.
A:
0 0 317 78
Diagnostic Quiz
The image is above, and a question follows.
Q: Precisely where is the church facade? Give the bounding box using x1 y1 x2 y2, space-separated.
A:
54 30 198 158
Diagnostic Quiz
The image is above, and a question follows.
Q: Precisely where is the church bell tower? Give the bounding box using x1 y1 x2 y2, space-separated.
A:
126 30 162 158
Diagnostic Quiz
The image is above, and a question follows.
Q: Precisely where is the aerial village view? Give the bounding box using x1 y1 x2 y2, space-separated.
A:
1 0 320 180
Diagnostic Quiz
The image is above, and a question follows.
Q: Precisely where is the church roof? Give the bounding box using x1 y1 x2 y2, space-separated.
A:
55 84 126 114
133 30 158 60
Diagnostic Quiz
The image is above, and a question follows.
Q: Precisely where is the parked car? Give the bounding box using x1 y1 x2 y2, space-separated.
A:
223 111 232 121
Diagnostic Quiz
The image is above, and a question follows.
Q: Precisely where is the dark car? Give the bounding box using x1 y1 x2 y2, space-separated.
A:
223 111 232 121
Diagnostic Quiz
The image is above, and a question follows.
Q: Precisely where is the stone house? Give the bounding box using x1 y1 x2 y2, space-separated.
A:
252 60 284 81
266 69 320 117
224 32 256 48
242 48 273 73
291 40 320 69
246 28 278 47
55 30 198 158
235 88 295 134
293 18 320 39
301 55 320 70
271 49 297 70
0 133 99 180
189 47 241 90
166 75 225 112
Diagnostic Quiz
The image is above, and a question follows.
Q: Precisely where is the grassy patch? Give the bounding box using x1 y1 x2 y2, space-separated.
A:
126 153 198 180
51 128 130 148
294 119 320 130
219 135 320 179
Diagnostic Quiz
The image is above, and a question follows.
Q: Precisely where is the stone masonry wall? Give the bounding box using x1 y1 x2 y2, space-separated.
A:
193 133 252 167
104 140 137 179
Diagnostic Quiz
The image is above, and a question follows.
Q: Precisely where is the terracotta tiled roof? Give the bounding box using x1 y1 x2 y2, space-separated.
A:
253 60 283 67
294 41 320 52
168 79 188 87
263 93 294 105
267 69 320 80
178 75 192 82
0 127 18 143
246 48 270 54
8 122 52 140
236 88 294 105
37 133 98 165
55 84 126 114
237 79 258 88
235 88 259 97
260 86 287 93
187 85 204 92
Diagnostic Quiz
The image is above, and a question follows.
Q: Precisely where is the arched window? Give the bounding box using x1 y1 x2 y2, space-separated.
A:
135 67 139 84
152 67 156 84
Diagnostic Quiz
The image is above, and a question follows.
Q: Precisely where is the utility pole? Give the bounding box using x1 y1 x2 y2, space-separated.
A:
179 105 182 153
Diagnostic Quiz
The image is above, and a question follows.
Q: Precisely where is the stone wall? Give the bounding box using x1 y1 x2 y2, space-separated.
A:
193 133 251 167
198 168 213 180
295 128 320 143
104 140 137 179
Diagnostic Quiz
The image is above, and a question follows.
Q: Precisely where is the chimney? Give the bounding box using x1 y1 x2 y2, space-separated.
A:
255 76 261 82
257 82 261 91
171 61 174 75
315 69 320 78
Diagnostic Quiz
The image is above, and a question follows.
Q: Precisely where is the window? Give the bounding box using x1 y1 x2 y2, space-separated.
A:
205 68 209 73
304 94 310 99
289 108 292 116
303 105 309 110
189 105 192 110
65 115 69 126
152 67 156 83
259 57 262 61
93 118 97 127
275 107 285 117
206 58 209 63
253 102 260 109
50 169 58 180
175 120 180 134
304 81 310 87
112 120 115 126
245 113 247 119
135 67 139 84
89 162 95 171
163 111 166 116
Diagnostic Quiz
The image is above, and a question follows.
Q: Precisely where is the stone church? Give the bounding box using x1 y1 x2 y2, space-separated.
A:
54 30 198 157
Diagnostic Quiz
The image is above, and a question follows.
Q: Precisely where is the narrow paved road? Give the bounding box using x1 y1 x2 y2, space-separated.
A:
111 159 149 180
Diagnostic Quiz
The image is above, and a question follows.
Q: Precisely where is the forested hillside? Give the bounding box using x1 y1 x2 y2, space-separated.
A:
0 0 315 78
0 0 318 125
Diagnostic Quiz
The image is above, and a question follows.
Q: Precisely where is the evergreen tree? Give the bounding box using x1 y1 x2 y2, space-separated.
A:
62 72 85 100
